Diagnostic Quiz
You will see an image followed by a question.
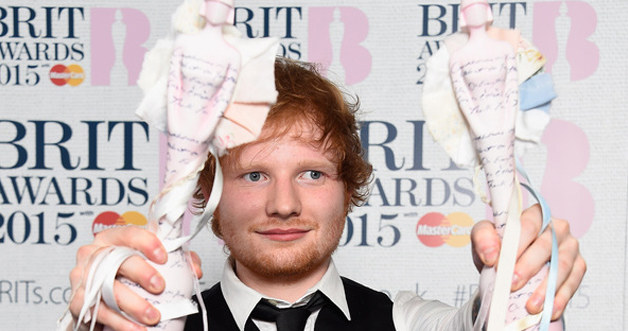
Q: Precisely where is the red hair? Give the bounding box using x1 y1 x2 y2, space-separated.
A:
194 58 372 235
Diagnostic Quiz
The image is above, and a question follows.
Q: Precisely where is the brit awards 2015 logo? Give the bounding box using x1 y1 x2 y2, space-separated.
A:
0 6 86 87
0 119 151 246
0 5 150 87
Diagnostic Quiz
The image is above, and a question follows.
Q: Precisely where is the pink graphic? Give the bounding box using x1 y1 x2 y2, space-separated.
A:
565 1 599 81
91 8 116 86
533 1 599 81
308 7 371 85
91 8 150 86
541 119 594 238
532 2 559 73
121 9 151 85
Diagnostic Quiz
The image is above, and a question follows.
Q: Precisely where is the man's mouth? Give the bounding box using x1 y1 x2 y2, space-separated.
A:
256 228 311 242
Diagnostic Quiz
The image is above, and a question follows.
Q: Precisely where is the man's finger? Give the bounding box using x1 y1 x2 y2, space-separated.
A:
551 255 587 320
471 220 501 270
94 226 167 264
117 255 165 295
113 279 161 326
92 298 149 331
512 218 572 291
523 253 586 319
517 204 543 259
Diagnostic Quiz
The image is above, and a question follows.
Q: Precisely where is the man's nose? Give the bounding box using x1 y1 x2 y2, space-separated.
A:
266 177 301 219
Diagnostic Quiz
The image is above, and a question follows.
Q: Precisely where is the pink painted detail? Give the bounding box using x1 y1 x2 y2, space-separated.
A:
565 1 599 81
338 7 371 85
308 7 371 85
90 8 117 86
541 119 594 238
532 2 560 75
121 8 151 86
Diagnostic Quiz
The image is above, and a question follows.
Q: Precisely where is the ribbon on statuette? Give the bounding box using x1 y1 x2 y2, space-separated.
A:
488 159 559 331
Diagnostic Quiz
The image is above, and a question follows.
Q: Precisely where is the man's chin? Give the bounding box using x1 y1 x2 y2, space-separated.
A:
233 246 330 280
253 258 329 281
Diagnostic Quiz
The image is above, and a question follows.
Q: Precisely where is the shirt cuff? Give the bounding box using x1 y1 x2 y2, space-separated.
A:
392 290 478 331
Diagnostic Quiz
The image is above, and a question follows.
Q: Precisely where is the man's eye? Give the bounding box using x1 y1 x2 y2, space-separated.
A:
244 172 262 182
304 170 322 180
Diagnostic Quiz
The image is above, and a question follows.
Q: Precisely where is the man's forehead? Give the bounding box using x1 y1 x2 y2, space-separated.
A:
262 117 322 140
221 124 335 168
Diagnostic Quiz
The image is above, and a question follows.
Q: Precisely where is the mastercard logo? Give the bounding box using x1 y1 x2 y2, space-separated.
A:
49 64 85 86
416 212 474 247
92 211 147 236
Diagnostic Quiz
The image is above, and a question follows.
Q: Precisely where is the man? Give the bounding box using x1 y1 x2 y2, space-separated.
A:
67 58 586 330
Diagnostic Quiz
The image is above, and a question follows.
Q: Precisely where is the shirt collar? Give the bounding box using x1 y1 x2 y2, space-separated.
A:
221 259 351 331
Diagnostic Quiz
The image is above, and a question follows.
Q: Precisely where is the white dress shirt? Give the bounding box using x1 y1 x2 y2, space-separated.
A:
220 259 476 331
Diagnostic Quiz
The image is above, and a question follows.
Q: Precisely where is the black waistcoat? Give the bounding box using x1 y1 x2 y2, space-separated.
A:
183 277 396 330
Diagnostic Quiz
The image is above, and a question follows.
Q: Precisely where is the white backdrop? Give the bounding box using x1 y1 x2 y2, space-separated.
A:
0 0 625 329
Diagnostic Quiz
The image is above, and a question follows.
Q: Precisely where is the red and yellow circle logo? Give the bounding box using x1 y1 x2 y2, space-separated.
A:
92 211 147 236
49 64 85 86
416 212 474 247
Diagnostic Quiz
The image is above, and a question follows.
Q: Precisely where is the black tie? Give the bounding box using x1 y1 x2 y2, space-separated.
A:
247 291 327 331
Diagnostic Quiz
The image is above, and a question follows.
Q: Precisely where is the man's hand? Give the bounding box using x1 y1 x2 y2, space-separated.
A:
68 226 203 331
470 204 586 320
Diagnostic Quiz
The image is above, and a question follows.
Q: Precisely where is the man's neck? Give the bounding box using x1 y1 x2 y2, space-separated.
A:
233 258 331 303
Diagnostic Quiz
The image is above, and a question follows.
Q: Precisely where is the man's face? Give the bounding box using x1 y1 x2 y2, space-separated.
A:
216 124 347 281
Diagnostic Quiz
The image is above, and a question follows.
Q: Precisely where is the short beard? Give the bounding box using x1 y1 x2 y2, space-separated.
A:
219 215 345 283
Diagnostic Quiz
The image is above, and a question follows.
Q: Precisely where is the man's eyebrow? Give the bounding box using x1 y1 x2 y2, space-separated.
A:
296 158 336 168
296 159 340 174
